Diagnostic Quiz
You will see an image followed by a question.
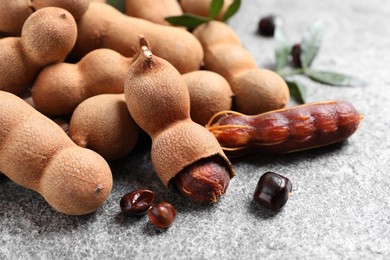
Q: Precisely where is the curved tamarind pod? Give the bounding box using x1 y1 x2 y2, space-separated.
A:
193 21 289 115
0 0 89 37
69 94 139 161
207 101 363 157
0 91 113 215
124 38 234 204
72 2 203 74
0 7 77 95
32 48 132 116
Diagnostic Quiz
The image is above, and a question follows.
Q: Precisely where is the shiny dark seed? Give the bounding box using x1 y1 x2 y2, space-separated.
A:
253 172 292 211
257 15 282 37
291 43 302 68
120 189 155 216
148 202 177 229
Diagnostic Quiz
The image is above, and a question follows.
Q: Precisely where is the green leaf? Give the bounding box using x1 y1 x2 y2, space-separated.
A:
300 20 325 69
222 0 241 21
305 69 367 86
285 79 307 104
106 0 126 13
274 26 291 73
209 0 224 19
165 14 210 29
278 68 304 78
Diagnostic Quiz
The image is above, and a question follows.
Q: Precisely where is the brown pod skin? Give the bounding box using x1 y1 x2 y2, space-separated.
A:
69 94 139 161
52 118 70 136
0 38 39 95
125 0 183 26
0 1 33 36
192 21 241 47
180 0 233 20
183 70 233 126
0 0 89 36
72 2 203 74
0 91 113 215
31 0 90 20
0 7 77 95
151 120 232 186
203 44 258 82
124 41 234 204
32 48 132 116
232 69 290 114
193 21 290 115
207 101 363 157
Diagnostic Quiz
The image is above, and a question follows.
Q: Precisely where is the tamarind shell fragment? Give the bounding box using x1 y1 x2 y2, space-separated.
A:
152 120 234 187
207 101 363 157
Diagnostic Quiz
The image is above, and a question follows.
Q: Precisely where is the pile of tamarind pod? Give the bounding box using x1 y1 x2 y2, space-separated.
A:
192 21 290 115
206 101 363 158
0 0 363 214
124 0 290 115
0 6 77 95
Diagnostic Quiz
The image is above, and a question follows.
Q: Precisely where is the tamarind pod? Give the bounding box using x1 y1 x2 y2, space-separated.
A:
0 91 112 215
180 0 233 20
124 38 234 204
72 2 203 74
207 101 363 157
0 0 89 36
192 21 290 115
0 38 39 94
0 7 77 95
125 0 183 26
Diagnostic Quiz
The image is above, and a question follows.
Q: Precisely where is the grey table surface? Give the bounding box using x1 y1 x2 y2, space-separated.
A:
1 0 390 259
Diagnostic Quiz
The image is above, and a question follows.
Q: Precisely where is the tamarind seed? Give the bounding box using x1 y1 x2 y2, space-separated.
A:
257 15 282 37
253 172 292 211
148 202 177 229
291 43 302 68
120 189 155 216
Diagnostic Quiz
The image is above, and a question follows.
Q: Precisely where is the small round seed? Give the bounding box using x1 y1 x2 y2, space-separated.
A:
253 172 292 211
147 202 177 229
291 43 302 68
120 189 155 216
257 15 283 37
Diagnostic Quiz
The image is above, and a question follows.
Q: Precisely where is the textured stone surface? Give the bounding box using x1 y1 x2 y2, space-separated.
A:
1 0 390 258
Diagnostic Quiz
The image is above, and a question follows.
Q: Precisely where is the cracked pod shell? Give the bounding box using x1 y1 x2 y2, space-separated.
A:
152 120 234 186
